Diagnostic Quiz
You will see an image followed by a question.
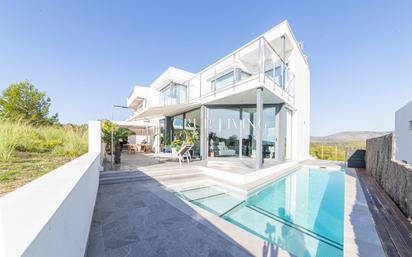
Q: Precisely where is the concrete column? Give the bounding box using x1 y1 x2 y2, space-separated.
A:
256 87 263 169
281 35 286 89
155 120 160 154
200 105 207 160
276 105 287 161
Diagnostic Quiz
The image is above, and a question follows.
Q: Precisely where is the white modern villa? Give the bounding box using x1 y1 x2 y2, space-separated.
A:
3 20 406 257
126 21 310 170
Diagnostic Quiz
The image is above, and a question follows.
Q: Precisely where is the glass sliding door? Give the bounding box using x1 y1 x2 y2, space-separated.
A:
208 107 240 157
262 106 276 159
206 105 278 159
185 109 201 157
171 114 184 142
241 107 256 157
285 109 293 159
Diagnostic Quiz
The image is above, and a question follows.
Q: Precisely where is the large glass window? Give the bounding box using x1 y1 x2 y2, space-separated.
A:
159 83 187 105
207 105 277 159
265 65 288 87
171 114 184 141
185 109 201 157
242 108 256 157
262 106 276 159
213 72 234 90
211 69 252 91
208 107 240 157
159 86 171 105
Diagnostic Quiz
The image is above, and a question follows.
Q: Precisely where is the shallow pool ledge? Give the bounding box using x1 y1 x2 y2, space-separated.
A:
344 168 385 257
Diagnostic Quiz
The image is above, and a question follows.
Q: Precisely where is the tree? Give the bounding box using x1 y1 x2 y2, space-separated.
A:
0 81 58 125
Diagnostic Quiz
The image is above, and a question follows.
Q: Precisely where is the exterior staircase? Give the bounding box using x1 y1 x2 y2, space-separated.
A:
99 164 203 185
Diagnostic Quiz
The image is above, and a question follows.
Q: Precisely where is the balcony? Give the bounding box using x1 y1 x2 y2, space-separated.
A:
183 34 296 105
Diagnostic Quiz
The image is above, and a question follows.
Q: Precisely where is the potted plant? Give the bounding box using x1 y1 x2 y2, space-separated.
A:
101 120 130 164
171 139 183 154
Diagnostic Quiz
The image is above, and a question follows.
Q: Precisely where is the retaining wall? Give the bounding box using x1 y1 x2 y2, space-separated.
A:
366 133 412 219
0 121 102 257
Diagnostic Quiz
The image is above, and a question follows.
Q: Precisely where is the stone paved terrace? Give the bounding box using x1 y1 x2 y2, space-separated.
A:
85 167 292 257
88 153 392 257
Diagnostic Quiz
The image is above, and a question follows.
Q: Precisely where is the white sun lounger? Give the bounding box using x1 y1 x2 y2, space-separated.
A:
154 144 192 165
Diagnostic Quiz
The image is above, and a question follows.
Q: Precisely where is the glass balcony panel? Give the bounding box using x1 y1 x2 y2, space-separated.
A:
187 74 201 100
212 55 235 91
263 40 283 86
200 67 215 96
235 40 260 81
174 84 187 104
159 83 187 106
262 39 295 99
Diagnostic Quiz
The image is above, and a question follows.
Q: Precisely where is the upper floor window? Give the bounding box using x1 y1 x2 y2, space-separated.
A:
211 68 251 91
409 120 412 130
159 82 187 106
265 65 288 87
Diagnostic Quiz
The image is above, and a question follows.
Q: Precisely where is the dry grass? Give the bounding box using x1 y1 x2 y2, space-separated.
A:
0 121 88 196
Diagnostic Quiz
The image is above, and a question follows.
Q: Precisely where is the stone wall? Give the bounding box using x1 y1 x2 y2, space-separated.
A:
366 133 412 219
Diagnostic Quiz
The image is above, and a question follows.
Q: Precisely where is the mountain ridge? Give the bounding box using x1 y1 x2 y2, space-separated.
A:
311 131 391 142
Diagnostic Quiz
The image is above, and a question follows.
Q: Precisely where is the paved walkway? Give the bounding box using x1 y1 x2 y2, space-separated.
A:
85 171 255 257
356 168 412 257
103 152 162 171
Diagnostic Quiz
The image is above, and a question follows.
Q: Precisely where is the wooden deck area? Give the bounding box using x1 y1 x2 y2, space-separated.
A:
355 168 412 257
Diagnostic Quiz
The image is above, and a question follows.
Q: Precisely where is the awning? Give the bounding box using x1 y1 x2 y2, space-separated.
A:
128 102 201 121
114 120 157 128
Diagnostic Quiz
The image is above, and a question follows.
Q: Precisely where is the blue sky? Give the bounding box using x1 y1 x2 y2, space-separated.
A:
0 1 411 136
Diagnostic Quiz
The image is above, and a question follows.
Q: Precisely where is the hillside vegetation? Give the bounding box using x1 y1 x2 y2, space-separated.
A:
310 131 390 161
311 131 390 142
310 141 366 161
0 121 88 196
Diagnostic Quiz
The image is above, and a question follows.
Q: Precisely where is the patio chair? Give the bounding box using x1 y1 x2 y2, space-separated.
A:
153 144 192 165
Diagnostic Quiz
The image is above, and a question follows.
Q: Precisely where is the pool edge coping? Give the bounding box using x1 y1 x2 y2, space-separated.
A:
344 168 386 257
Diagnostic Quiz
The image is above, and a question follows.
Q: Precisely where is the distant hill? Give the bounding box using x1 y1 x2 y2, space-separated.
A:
311 131 391 142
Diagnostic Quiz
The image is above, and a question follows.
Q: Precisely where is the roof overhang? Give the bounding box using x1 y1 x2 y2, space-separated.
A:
114 120 157 128
129 102 201 121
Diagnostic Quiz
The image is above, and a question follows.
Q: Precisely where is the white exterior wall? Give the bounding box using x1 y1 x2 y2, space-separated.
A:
395 101 412 163
285 29 310 161
0 121 102 257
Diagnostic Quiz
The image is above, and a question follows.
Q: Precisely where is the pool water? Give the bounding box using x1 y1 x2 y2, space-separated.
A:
170 167 345 257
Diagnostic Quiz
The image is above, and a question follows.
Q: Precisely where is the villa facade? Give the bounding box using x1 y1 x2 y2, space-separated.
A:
126 21 310 169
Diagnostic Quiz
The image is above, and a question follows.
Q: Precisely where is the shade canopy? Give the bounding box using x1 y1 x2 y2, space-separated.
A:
128 102 201 121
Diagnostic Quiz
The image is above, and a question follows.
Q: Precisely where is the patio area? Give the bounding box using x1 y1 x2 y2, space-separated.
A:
86 166 291 257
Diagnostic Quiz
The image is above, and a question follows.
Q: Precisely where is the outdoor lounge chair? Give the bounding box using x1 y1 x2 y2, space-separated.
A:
153 144 192 165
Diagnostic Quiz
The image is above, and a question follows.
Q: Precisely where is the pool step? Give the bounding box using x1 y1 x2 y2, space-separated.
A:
99 171 202 185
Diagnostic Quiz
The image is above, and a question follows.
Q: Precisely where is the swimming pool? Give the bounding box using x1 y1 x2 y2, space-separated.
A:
169 167 345 257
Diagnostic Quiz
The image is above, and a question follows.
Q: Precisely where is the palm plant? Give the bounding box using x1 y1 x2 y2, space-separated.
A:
101 120 130 164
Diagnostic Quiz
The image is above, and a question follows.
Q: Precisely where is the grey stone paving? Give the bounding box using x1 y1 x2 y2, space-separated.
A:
85 174 254 257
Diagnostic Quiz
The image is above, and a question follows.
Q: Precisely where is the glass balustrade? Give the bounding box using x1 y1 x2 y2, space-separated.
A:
184 36 295 102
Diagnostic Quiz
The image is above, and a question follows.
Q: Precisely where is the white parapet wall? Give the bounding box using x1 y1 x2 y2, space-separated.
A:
395 100 412 164
0 121 102 257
